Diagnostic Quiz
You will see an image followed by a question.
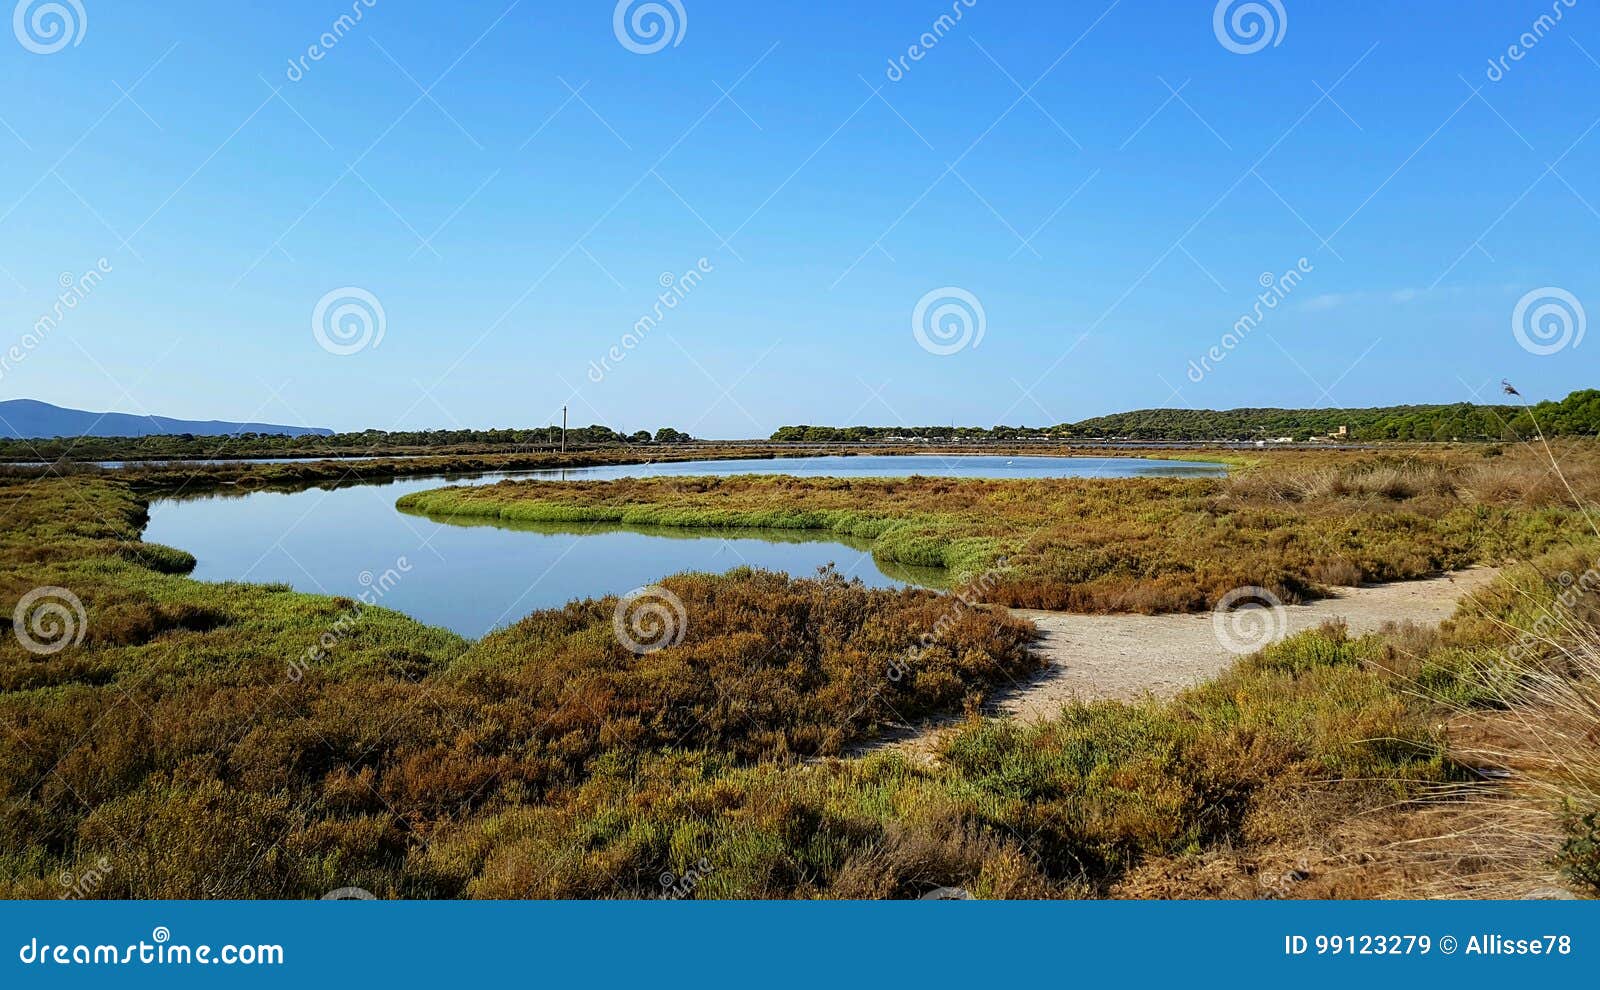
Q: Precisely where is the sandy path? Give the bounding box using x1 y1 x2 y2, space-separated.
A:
1000 567 1503 713
863 568 1501 757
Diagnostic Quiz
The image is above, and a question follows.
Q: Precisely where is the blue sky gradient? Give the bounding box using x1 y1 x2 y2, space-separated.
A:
1 0 1596 436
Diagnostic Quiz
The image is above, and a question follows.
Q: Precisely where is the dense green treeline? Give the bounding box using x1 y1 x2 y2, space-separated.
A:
771 389 1600 443
0 425 697 461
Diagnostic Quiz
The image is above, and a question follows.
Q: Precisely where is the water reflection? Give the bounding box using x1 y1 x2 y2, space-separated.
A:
143 454 1222 638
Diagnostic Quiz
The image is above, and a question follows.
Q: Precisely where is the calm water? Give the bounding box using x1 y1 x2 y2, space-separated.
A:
501 453 1226 481
142 455 1223 638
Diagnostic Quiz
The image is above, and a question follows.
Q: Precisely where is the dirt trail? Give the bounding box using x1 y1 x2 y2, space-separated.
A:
1002 567 1503 713
865 568 1501 757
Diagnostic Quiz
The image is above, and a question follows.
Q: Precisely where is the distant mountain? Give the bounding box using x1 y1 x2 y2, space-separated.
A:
0 400 333 439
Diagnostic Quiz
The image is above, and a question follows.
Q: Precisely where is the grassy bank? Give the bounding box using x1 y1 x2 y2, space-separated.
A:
399 446 1596 613
399 479 1005 576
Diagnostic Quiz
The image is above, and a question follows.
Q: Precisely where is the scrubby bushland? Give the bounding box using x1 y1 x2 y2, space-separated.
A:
418 545 1600 900
453 568 1038 765
1429 545 1600 897
400 446 1599 614
407 610 1485 899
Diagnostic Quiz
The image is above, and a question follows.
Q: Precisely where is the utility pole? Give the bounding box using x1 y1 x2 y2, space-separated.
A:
561 405 567 453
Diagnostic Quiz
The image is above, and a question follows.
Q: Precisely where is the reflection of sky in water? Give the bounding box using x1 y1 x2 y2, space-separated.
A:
144 455 1223 638
510 454 1226 481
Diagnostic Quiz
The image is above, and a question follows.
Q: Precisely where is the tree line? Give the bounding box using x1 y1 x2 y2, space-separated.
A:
0 425 697 461
771 390 1600 443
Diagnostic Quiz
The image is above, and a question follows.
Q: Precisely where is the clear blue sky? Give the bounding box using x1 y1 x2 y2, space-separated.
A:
2 0 1595 437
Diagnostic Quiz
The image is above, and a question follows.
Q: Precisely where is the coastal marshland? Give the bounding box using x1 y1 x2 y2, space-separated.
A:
1 442 1598 898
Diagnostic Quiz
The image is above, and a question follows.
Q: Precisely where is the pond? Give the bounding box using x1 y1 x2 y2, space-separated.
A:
141 455 1224 638
494 453 1227 481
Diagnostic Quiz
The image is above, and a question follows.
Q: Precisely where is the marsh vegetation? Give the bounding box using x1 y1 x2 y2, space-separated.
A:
2 445 1598 898
401 446 1597 613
